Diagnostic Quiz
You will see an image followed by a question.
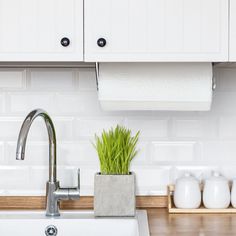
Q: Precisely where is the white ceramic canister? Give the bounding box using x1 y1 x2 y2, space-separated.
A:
203 171 230 209
174 172 201 209
231 179 236 208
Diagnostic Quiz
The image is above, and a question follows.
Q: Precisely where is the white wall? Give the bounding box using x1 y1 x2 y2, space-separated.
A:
0 66 235 196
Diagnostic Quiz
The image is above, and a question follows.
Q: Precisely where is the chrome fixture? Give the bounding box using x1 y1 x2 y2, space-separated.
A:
45 225 58 236
16 109 80 217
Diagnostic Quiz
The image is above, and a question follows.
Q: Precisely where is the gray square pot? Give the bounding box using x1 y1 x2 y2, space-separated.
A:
94 172 136 217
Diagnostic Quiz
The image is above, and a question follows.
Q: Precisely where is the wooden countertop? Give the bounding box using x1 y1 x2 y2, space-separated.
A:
147 208 236 236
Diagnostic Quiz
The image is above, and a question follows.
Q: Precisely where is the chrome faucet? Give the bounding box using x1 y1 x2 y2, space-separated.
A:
16 109 80 217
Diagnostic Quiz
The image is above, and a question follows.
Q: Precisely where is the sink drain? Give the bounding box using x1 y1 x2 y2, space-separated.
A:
45 225 58 236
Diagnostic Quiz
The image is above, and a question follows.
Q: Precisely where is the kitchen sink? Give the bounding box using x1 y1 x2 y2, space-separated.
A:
0 210 149 236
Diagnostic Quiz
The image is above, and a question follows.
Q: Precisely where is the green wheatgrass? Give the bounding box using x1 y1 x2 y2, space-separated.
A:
93 125 140 175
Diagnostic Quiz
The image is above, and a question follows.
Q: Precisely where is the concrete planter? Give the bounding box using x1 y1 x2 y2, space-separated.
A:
94 172 136 217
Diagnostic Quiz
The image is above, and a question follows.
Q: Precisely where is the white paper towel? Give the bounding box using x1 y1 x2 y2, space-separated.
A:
98 63 213 111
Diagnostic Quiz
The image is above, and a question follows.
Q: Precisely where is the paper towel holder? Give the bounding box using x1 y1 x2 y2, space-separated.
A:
96 62 214 111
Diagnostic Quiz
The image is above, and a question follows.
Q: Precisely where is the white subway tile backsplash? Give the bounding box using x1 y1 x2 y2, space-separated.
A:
0 166 30 191
0 143 5 164
126 118 168 138
202 118 219 139
173 119 203 138
58 141 99 166
0 69 26 89
211 92 236 114
75 117 124 138
0 118 22 140
6 142 48 166
3 190 41 196
9 92 53 113
202 141 236 163
78 69 97 91
215 68 236 92
58 167 78 187
151 141 197 163
219 117 236 139
27 120 49 141
0 94 5 113
131 167 171 195
80 166 99 195
54 118 74 141
0 66 236 196
53 92 100 115
29 166 48 192
30 69 76 90
131 141 149 165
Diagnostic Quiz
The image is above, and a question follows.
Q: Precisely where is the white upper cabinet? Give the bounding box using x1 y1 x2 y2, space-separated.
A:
0 0 83 61
85 0 229 62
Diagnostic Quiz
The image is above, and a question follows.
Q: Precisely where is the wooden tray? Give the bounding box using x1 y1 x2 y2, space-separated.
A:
168 185 236 214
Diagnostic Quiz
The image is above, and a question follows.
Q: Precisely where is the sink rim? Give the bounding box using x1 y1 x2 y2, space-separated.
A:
0 209 144 218
0 209 150 236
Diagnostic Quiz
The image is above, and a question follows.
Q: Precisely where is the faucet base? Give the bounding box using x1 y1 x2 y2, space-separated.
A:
46 181 60 217
45 180 80 217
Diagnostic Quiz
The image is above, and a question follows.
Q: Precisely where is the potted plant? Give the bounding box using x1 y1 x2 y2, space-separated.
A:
93 125 140 217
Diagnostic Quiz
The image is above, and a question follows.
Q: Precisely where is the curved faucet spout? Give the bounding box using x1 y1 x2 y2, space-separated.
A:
16 109 57 183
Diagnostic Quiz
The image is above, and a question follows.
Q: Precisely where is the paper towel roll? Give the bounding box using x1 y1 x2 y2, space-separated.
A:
98 63 213 111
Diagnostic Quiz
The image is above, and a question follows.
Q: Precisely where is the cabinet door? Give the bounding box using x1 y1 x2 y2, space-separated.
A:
85 0 228 62
0 0 83 61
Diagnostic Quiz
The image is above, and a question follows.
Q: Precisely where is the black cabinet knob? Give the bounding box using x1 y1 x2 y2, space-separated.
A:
61 37 70 47
97 38 106 47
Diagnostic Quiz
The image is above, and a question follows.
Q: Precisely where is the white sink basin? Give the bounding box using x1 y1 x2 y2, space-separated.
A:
0 210 149 236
